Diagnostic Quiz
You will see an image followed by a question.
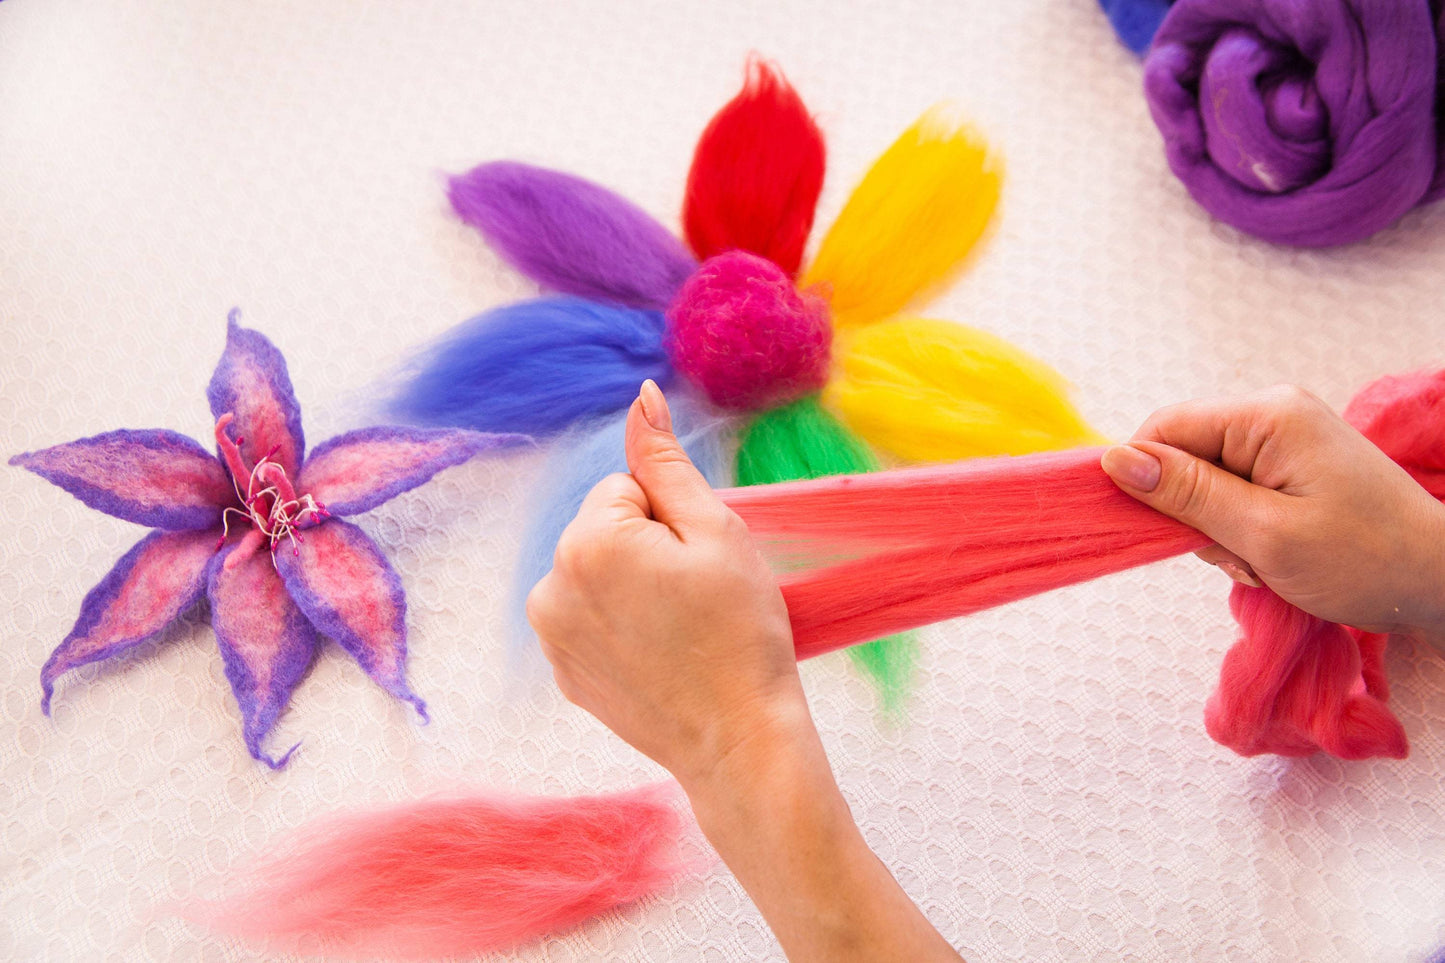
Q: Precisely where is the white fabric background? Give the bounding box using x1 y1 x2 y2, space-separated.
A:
2 1 1444 960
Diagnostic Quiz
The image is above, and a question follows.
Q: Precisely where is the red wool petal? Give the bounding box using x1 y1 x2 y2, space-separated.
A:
683 58 825 276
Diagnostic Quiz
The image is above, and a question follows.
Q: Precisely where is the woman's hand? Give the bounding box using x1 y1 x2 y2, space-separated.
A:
1102 385 1445 643
528 380 964 963
524 379 803 790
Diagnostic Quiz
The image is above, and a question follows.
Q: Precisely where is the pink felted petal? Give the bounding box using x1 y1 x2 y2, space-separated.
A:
208 540 319 768
274 520 426 719
11 429 232 530
297 426 527 516
207 309 306 477
41 529 217 713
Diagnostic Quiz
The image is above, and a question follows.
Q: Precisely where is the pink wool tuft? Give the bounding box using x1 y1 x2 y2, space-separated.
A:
183 784 690 960
665 250 831 411
1198 367 1445 760
1204 587 1406 759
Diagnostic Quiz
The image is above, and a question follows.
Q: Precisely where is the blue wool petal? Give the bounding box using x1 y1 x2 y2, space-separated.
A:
1098 0 1174 55
510 393 736 655
389 297 677 437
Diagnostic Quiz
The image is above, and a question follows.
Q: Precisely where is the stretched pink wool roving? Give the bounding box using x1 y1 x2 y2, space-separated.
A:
665 250 832 411
185 784 689 960
720 447 1211 657
721 367 1445 761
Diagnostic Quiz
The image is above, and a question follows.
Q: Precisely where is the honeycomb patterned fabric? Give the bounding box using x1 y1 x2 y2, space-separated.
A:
2 2 1443 961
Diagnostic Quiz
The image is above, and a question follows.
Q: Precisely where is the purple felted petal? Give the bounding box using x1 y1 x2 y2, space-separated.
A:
449 161 696 310
274 520 426 720
11 430 232 530
207 310 306 477
41 529 217 713
298 426 528 516
208 539 319 768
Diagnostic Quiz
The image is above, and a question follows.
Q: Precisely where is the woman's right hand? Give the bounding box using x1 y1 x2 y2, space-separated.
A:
1101 385 1445 644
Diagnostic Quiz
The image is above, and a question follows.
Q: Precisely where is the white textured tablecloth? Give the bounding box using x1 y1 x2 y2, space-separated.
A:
3 2 1444 960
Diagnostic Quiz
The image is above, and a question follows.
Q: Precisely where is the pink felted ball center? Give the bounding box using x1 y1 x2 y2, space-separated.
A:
665 251 832 411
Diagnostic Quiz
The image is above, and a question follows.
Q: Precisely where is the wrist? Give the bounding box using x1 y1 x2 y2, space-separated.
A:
679 691 847 840
1404 500 1445 648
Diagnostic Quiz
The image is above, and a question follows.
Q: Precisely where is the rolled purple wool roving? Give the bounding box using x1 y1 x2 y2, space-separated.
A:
1143 0 1444 247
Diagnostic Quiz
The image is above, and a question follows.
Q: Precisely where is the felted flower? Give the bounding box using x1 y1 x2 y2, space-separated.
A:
11 312 523 767
388 61 1103 703
1143 0 1445 246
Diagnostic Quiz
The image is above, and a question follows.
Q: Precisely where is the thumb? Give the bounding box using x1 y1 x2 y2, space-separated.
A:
1101 441 1280 560
623 380 722 534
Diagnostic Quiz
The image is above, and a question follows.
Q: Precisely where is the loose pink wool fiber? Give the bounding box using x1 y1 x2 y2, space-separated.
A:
186 784 688 960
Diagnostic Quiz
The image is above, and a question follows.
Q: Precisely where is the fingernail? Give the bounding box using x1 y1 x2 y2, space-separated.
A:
1101 445 1161 493
1218 562 1263 588
638 379 672 433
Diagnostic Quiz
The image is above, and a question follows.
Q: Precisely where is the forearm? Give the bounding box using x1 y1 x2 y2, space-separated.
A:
681 701 963 963
1405 498 1445 650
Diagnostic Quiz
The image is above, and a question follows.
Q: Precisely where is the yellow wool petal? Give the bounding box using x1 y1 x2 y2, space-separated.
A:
802 111 1002 327
823 318 1107 462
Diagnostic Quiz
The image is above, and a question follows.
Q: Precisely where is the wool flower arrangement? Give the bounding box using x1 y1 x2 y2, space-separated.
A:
11 313 523 766
389 60 1103 702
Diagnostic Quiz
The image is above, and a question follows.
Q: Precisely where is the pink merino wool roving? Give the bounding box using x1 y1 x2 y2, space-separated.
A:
1203 368 1445 760
185 784 689 960
665 250 832 411
722 367 1445 760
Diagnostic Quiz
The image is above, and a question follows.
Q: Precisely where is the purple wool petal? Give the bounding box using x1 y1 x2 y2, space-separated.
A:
208 540 319 769
298 426 528 516
42 529 217 713
11 429 233 530
274 520 427 721
449 161 696 310
207 309 306 476
1144 0 1441 247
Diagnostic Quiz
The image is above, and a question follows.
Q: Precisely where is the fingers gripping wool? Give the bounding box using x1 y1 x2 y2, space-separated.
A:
683 59 825 277
1200 367 1445 759
801 112 1002 326
184 784 690 960
723 363 1445 763
511 393 736 654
